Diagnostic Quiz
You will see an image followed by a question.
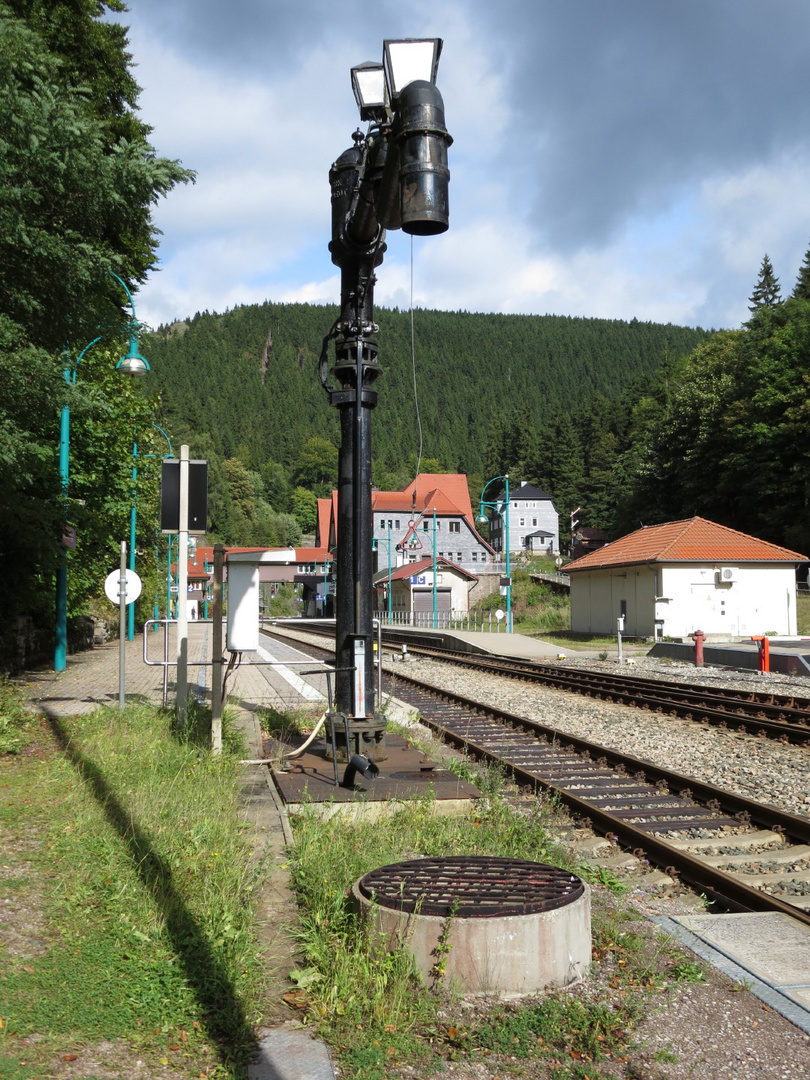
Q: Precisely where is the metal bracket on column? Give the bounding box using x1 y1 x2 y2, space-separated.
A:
329 333 381 409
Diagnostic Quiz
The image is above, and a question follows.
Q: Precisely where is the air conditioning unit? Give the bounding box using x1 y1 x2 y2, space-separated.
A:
716 566 737 583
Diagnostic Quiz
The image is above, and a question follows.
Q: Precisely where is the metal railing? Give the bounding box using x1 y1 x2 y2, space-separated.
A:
375 609 512 632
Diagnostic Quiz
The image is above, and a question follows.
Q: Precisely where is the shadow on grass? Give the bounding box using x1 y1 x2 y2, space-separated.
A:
44 711 257 1069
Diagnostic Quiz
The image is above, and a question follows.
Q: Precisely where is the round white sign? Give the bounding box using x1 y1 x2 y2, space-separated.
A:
104 568 142 605
495 608 505 621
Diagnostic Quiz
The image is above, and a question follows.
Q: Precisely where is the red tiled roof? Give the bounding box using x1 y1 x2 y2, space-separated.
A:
294 547 332 562
325 473 494 555
386 556 477 581
566 517 808 572
316 498 333 549
403 474 474 520
371 489 465 516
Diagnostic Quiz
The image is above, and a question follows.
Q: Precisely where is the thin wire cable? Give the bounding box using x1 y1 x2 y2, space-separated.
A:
410 234 423 484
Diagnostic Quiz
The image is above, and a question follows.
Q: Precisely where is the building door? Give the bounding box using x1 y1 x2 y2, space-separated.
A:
412 589 452 625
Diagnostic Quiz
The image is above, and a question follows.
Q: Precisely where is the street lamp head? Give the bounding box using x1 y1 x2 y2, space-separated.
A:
476 513 488 524
116 340 151 377
382 38 442 106
351 61 388 123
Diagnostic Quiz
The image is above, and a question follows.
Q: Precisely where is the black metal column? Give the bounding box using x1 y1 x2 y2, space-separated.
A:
326 135 387 757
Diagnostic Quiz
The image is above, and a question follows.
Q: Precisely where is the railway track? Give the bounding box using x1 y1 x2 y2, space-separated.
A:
378 634 810 745
261 628 810 926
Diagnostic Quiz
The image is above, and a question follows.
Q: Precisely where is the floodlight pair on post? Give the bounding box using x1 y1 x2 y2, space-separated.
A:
324 39 451 762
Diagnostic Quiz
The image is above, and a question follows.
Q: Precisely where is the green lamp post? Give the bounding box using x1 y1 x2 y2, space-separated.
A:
372 521 394 620
54 274 150 671
477 474 512 633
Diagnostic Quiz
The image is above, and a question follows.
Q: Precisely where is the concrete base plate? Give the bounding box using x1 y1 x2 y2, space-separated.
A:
271 733 480 807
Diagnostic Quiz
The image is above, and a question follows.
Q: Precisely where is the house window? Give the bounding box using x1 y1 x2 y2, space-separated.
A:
395 520 400 529
449 521 460 533
471 551 477 562
457 552 462 562
519 518 525 527
532 518 538 527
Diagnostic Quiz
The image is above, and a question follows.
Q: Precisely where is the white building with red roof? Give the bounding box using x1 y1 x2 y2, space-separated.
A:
565 517 807 639
318 473 496 576
379 556 478 624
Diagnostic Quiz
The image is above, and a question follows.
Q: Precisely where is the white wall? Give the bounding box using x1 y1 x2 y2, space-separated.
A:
656 565 797 638
570 563 798 638
391 567 472 612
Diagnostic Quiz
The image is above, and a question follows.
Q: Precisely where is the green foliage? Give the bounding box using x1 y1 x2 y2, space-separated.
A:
0 316 62 623
0 1 192 651
291 485 318 534
793 241 810 301
145 302 707 501
65 343 164 621
748 252 782 314
294 436 338 499
620 295 810 550
0 3 193 351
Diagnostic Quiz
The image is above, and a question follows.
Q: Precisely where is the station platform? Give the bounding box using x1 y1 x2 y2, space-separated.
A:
380 625 591 661
381 625 810 677
649 638 810 677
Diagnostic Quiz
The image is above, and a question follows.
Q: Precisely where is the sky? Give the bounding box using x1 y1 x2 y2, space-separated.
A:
111 0 810 333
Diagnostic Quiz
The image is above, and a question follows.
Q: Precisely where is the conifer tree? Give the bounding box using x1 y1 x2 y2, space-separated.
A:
792 242 810 301
748 254 782 313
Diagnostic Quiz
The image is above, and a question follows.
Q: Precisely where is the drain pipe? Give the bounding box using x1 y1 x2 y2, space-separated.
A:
342 754 380 788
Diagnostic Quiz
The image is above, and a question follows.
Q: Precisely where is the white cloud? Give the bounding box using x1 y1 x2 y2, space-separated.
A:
116 3 810 334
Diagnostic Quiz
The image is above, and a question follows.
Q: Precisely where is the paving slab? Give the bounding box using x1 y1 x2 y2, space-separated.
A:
655 912 810 1034
248 1025 335 1080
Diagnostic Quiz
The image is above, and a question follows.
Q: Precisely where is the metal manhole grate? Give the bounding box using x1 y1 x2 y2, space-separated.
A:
358 856 584 917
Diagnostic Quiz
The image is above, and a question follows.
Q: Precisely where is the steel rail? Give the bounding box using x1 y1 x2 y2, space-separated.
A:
261 628 810 925
382 668 810 928
375 637 810 744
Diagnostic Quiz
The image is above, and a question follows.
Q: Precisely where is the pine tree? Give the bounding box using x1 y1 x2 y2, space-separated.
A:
792 243 810 301
748 254 782 313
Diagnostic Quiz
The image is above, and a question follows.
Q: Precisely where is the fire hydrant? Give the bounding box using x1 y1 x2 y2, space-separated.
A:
691 629 705 667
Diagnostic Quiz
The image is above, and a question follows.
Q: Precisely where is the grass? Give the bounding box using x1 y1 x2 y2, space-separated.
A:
0 687 268 1079
0 676 38 754
286 750 707 1080
798 594 810 635
1 683 713 1080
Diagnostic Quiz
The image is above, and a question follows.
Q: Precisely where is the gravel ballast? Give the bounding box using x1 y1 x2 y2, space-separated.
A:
383 651 810 1079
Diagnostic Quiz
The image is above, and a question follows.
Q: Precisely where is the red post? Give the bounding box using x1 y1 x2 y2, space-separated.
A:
751 636 770 673
692 629 705 667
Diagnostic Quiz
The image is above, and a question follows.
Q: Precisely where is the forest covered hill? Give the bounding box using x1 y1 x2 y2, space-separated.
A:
145 301 709 486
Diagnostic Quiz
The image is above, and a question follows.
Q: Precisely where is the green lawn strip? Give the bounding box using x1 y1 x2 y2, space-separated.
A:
0 698 268 1078
286 761 707 1080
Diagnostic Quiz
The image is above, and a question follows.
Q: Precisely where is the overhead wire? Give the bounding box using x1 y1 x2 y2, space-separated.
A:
410 234 424 485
